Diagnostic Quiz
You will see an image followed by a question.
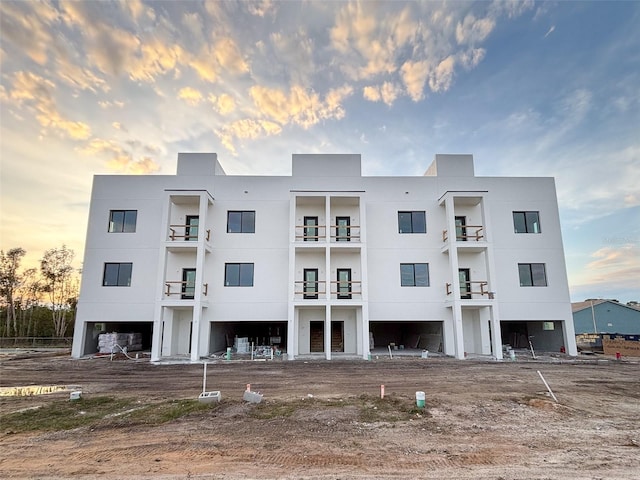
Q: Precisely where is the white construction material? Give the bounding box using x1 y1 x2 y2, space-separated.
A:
537 370 558 403
198 363 221 403
243 390 263 404
388 345 393 359
421 350 429 359
416 391 425 408
198 391 221 403
69 391 82 401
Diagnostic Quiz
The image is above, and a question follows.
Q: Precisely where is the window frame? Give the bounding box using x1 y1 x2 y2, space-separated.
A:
518 263 547 287
303 216 319 242
227 211 255 233
400 263 430 287
102 262 133 287
108 210 137 233
224 263 254 287
398 211 427 234
513 211 541 234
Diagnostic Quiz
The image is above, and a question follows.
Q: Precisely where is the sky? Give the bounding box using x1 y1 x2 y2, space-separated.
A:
0 0 638 303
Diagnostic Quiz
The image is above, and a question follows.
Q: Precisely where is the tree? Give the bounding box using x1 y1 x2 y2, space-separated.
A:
40 245 77 337
0 248 26 336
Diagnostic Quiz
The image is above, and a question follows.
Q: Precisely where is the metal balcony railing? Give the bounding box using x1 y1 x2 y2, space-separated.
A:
329 280 362 299
294 280 327 299
164 280 208 298
295 225 326 242
442 226 484 242
168 225 210 242
446 281 490 299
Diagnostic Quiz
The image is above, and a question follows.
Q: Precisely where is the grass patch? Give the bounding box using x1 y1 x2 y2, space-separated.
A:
1 396 216 434
249 394 427 423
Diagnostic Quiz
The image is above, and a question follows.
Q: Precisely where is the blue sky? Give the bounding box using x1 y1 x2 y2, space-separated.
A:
1 0 638 302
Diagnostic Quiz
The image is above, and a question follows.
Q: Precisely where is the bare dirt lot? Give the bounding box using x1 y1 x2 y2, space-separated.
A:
1 352 639 479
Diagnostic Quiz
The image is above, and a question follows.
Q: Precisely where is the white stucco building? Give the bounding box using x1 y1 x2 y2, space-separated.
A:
72 153 577 361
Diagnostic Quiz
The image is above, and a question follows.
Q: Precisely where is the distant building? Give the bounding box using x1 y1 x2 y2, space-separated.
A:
71 153 578 361
572 300 640 334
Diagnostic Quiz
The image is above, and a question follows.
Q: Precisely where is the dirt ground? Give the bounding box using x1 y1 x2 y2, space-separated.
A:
1 351 639 479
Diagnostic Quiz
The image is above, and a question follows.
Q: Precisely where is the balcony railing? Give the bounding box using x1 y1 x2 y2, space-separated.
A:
294 280 327 298
329 225 361 242
295 225 326 242
446 281 490 299
168 225 210 242
442 226 484 242
330 280 362 299
164 280 208 298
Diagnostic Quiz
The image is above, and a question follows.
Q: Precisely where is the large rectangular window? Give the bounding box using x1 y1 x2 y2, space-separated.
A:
518 263 547 286
513 211 541 233
398 211 426 234
224 263 254 286
227 211 255 233
103 263 132 286
400 263 429 286
108 210 137 233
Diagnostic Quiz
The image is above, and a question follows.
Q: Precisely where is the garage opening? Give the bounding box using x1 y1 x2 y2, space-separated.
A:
369 321 443 355
82 322 153 356
209 322 287 355
501 321 565 353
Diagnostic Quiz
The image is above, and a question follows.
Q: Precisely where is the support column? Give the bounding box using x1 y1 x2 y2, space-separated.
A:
452 303 465 359
325 307 331 360
151 305 164 361
71 317 87 358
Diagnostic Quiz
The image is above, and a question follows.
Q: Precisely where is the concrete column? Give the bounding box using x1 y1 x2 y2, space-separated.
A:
325 306 331 360
71 317 87 358
452 302 465 359
150 305 164 361
287 194 297 360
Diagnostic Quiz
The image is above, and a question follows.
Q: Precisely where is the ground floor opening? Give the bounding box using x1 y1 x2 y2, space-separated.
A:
369 321 443 355
80 321 153 355
209 321 287 356
501 320 566 353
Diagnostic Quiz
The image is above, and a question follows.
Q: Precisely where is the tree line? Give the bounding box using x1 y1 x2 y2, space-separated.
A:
0 246 79 338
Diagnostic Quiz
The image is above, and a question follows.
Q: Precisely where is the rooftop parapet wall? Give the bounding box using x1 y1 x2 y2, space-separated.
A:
292 154 361 177
177 152 226 176
425 154 475 177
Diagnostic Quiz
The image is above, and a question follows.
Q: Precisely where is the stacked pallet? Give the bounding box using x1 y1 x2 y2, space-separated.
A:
98 332 143 353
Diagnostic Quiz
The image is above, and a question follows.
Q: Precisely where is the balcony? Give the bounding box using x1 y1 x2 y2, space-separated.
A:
295 224 326 242
294 280 327 299
329 224 360 243
164 280 208 299
330 280 362 299
442 225 484 242
446 281 493 300
168 224 211 242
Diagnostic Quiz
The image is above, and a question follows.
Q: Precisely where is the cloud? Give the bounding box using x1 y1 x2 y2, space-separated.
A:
246 0 276 17
455 14 495 45
5 71 92 140
79 137 161 174
249 84 353 129
209 94 236 115
574 244 640 291
363 82 402 106
400 60 429 101
0 0 59 65
544 25 556 38
429 56 456 93
215 119 283 155
177 87 204 105
106 155 161 174
214 37 249 74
